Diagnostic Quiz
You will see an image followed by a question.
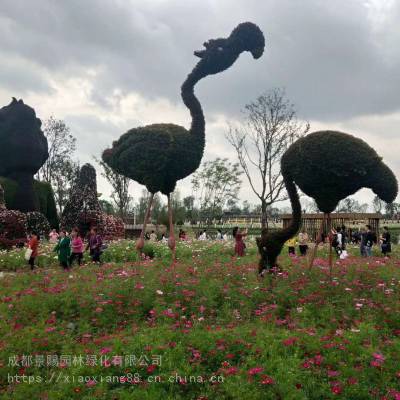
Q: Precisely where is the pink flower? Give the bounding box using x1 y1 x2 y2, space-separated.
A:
248 367 263 376
330 383 342 395
282 337 298 346
260 374 275 385
100 347 112 355
135 282 144 289
225 366 238 375
86 379 97 387
372 352 385 362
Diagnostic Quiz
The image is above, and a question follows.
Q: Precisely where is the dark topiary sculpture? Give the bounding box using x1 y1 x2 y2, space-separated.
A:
0 98 48 212
257 130 398 274
102 22 265 258
0 182 4 210
61 163 102 235
257 173 302 274
281 131 398 213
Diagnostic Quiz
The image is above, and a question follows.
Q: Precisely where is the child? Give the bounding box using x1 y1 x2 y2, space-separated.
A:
27 232 39 270
70 228 84 266
286 237 297 255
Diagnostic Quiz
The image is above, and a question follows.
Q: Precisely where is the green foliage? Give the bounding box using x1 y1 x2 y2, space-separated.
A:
103 124 203 195
282 131 398 213
0 177 58 228
1 241 400 399
26 212 50 238
61 164 102 234
33 180 59 228
0 177 18 207
191 157 242 222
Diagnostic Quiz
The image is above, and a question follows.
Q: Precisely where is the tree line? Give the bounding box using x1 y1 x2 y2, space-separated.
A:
36 88 399 225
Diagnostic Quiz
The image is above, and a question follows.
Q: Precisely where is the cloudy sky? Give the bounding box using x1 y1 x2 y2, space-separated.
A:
1 0 399 210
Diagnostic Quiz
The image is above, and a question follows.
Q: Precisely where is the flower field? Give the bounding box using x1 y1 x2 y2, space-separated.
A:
1 240 400 399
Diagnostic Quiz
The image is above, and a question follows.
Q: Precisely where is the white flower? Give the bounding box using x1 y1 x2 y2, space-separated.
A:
156 290 163 295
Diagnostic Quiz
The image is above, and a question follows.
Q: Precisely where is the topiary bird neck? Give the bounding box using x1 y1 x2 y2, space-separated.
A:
257 173 301 272
281 175 302 239
181 69 206 150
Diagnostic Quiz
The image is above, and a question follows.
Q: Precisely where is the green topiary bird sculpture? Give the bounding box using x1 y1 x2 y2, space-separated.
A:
102 22 265 258
257 130 398 274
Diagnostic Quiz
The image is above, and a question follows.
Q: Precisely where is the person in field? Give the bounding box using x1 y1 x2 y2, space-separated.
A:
286 236 296 255
54 230 71 270
87 227 103 263
27 231 39 270
233 226 247 257
298 229 309 255
380 226 391 257
361 225 375 257
49 229 59 244
69 228 84 266
149 230 157 241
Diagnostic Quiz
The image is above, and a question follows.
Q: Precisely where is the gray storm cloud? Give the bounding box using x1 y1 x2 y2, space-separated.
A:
0 0 399 205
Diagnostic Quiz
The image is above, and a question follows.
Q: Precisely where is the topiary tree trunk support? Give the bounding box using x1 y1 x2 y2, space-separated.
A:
136 193 154 257
167 194 176 260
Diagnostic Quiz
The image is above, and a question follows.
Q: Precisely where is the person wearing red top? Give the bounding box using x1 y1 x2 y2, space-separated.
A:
69 228 84 266
233 226 247 257
27 232 39 270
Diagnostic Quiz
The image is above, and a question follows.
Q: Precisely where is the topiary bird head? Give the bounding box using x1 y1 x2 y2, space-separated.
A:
281 130 398 213
0 98 47 177
193 22 265 76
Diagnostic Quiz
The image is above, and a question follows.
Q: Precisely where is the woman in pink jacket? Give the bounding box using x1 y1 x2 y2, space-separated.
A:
69 228 84 266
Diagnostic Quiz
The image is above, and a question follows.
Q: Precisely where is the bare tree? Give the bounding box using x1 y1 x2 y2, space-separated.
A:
37 116 79 213
336 197 368 213
226 88 309 228
372 195 384 213
191 158 242 224
95 157 132 219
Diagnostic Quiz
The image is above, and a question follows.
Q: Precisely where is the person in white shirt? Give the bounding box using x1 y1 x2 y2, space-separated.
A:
149 230 157 241
198 230 207 240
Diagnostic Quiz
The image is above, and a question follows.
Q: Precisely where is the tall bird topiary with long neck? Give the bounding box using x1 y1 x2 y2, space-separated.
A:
257 130 398 274
103 22 265 257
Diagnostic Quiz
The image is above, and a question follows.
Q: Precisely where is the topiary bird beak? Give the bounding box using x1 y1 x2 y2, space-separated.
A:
194 50 205 58
251 47 264 59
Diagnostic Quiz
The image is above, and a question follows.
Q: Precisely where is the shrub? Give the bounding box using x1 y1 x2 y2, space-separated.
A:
0 209 27 249
0 177 58 228
26 211 51 239
102 214 125 240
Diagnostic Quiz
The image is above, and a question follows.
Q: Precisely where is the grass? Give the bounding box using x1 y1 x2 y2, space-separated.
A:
0 240 399 399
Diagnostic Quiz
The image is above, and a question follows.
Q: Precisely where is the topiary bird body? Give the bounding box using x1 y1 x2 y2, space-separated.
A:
281 131 398 213
257 130 398 274
102 22 265 256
